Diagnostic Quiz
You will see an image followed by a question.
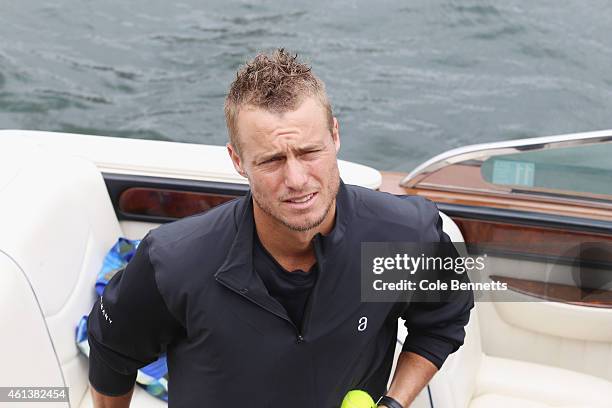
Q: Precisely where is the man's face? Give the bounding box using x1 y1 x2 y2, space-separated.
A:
227 97 341 232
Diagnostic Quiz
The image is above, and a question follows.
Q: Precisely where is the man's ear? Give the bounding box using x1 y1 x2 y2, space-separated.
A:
332 117 341 153
226 143 248 178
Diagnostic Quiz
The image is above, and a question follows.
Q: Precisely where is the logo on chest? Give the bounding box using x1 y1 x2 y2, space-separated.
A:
357 316 368 332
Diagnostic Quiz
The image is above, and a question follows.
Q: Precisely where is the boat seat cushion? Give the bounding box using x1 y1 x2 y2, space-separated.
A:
470 394 596 408
471 355 612 408
427 307 612 408
0 138 159 406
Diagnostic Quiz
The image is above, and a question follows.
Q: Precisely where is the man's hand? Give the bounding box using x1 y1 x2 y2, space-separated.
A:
90 384 134 408
384 351 438 407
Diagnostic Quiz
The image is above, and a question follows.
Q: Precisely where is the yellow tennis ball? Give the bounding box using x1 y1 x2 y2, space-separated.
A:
340 390 376 408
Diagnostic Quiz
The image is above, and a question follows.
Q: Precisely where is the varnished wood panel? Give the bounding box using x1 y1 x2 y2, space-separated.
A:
379 171 612 221
492 275 612 308
119 187 237 218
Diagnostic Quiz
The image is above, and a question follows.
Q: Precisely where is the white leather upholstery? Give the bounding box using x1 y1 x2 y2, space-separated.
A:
479 299 612 382
472 355 612 408
494 300 612 343
472 251 612 382
429 309 612 407
428 310 483 408
0 138 161 407
120 221 161 241
432 310 612 407
470 394 596 408
439 212 464 244
394 214 612 408
0 253 67 407
430 320 612 408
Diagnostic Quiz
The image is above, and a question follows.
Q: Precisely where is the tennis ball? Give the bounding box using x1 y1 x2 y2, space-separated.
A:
340 390 376 408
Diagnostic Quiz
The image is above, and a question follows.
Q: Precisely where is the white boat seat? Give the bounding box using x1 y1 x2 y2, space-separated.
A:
397 213 612 408
422 308 612 408
469 353 612 408
0 137 162 407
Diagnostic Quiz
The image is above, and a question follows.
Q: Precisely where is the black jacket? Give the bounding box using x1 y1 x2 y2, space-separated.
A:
88 181 474 407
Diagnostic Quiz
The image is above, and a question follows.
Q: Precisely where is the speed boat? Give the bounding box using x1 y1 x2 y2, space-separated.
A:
1 129 611 407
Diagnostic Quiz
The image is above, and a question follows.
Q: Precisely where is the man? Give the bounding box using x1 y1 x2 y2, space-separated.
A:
88 49 474 407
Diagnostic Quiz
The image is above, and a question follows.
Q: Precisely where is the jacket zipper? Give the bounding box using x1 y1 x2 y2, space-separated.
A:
298 233 324 341
215 277 305 342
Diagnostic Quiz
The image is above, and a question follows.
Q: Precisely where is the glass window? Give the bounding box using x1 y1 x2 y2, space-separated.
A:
481 142 612 199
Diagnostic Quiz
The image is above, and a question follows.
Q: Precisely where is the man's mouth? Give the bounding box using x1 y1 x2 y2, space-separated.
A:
286 193 315 203
283 192 318 209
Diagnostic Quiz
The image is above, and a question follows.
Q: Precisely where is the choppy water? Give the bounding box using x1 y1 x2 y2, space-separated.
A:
1 1 611 172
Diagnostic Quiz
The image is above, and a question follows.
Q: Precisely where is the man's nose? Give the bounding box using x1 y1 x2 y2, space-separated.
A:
283 157 308 190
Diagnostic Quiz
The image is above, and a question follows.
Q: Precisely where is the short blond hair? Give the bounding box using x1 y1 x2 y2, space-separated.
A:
224 48 333 154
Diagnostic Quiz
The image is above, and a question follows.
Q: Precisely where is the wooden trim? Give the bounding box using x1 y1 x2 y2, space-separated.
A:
118 187 237 218
492 275 612 308
456 218 612 272
455 217 612 247
379 171 612 221
378 171 409 195
403 163 612 203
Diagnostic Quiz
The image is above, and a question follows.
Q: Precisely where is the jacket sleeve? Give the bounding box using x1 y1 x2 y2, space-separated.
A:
87 233 183 396
400 200 474 369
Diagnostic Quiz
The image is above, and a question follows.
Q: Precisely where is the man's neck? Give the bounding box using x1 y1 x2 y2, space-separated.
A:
253 200 336 272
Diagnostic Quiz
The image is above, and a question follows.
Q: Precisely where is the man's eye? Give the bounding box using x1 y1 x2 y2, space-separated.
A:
301 150 321 159
262 157 281 165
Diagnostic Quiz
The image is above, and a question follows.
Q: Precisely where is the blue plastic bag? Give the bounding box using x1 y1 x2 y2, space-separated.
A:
76 238 169 402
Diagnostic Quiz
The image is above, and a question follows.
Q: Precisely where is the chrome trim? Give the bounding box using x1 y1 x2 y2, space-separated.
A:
401 129 612 188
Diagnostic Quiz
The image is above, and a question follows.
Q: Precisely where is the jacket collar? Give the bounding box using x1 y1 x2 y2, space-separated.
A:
214 179 350 291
